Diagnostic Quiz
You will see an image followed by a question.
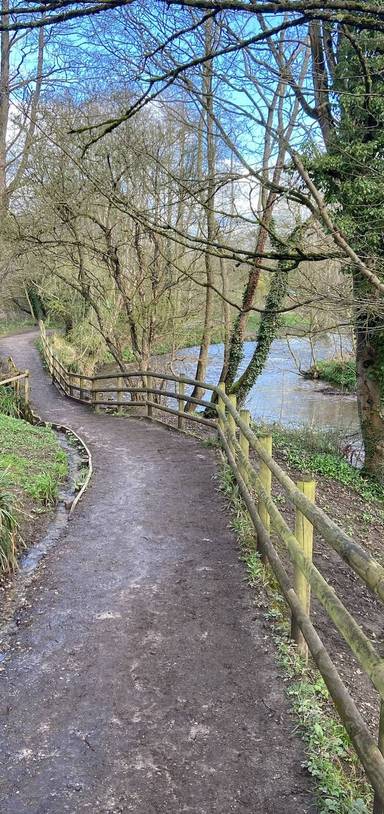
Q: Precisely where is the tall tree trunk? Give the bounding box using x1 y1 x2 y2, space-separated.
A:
187 16 216 407
224 220 271 387
353 270 384 480
225 222 308 408
0 0 10 215
219 255 231 382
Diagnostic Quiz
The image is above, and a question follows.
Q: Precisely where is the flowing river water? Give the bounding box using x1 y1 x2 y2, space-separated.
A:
174 334 359 439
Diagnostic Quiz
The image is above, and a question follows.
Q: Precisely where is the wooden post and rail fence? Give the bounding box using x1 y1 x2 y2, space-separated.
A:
5 320 384 810
0 362 30 407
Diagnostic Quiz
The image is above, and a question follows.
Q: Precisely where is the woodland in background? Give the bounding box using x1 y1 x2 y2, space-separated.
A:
1 0 384 479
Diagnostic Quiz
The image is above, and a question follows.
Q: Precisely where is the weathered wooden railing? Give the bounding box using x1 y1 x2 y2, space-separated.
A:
0 360 30 405
39 321 384 810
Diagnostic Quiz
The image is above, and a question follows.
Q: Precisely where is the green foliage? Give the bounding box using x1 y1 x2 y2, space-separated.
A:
0 471 20 573
280 312 311 331
201 435 221 449
27 283 46 321
260 423 384 502
0 385 22 417
311 29 384 255
0 414 68 508
308 359 357 393
0 317 36 337
218 460 372 813
75 465 89 492
26 472 59 504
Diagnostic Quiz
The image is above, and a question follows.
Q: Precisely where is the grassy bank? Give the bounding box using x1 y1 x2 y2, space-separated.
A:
305 358 356 393
0 391 67 574
265 423 382 501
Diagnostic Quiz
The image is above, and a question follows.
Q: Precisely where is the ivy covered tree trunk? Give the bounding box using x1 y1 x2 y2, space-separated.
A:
353 271 384 480
26 283 46 322
224 227 269 388
232 265 289 405
307 24 384 481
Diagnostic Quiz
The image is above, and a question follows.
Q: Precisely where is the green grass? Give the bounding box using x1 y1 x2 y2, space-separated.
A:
0 471 20 573
0 385 23 417
218 461 372 814
0 413 68 506
280 312 311 331
257 423 384 503
124 324 226 360
307 359 357 393
0 389 68 574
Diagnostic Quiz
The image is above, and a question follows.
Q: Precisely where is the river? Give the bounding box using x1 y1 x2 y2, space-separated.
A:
174 334 359 438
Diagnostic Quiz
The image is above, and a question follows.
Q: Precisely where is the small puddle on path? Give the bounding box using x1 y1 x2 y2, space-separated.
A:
0 430 88 663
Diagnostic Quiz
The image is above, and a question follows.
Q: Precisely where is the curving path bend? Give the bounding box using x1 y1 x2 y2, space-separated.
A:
0 332 314 814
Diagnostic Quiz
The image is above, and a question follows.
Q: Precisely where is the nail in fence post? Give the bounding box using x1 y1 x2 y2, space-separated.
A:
147 375 153 419
373 701 384 814
227 393 237 459
290 478 316 663
178 381 185 430
217 382 225 438
239 409 250 484
257 434 272 563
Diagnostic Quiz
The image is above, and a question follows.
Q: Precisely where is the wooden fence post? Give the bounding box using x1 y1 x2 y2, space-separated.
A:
239 409 250 484
227 393 237 459
24 372 30 405
178 381 185 430
257 434 272 562
147 375 153 419
291 478 316 663
374 701 384 814
117 376 124 413
217 382 225 438
94 381 101 413
91 378 96 411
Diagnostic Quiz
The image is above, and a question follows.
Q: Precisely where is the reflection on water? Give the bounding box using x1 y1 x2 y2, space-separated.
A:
175 335 359 437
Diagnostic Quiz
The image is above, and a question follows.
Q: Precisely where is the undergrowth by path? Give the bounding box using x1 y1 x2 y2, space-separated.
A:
257 424 384 504
218 459 372 814
0 406 67 574
0 413 67 504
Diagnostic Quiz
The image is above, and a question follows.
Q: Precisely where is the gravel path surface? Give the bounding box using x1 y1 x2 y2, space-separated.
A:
0 331 315 813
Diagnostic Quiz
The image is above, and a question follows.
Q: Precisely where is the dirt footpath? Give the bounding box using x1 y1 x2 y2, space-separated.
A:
0 332 315 813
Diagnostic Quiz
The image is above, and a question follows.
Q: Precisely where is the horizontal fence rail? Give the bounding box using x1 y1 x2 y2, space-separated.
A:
0 363 30 405
38 321 384 810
